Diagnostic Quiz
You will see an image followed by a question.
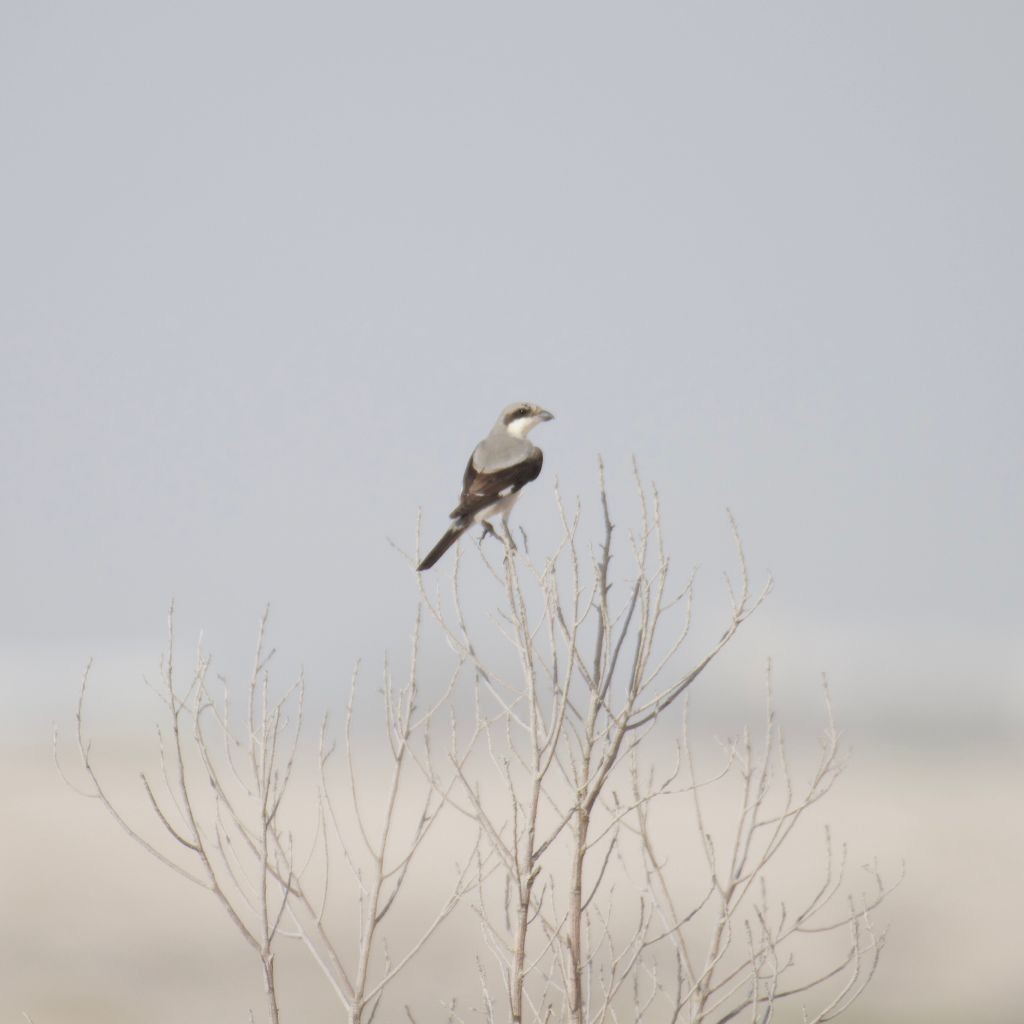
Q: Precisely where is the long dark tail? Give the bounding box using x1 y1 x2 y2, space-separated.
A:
417 520 469 571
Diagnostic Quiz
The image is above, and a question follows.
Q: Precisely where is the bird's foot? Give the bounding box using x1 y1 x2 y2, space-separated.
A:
503 526 519 553
480 521 500 542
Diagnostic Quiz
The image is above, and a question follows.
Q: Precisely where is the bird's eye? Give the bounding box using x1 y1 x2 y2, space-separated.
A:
517 406 531 417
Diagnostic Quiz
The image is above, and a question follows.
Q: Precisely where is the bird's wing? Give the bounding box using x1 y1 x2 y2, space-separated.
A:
450 448 544 519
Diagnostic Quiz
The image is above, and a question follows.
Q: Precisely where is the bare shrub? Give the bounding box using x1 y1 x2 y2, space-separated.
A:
57 464 896 1023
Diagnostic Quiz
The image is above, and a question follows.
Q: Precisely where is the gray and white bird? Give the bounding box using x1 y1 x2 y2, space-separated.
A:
417 402 555 571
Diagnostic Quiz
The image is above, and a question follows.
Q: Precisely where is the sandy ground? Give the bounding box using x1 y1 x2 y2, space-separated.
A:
3 735 1021 1024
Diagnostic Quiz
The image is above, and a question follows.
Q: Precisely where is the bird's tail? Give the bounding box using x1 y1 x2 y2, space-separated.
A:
417 520 469 571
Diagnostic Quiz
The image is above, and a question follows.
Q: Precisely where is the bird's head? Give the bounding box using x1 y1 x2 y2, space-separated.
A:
501 402 555 438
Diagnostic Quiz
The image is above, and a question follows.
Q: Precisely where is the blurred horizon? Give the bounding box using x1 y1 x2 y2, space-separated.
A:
9 725 1022 1022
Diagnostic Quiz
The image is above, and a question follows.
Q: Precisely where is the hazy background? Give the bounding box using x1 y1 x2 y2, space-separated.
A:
2 2 1022 1021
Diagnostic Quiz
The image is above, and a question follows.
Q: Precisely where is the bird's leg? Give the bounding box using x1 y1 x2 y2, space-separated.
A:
480 520 500 543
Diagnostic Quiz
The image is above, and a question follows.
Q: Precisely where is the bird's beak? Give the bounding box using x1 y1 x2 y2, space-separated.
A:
538 409 555 421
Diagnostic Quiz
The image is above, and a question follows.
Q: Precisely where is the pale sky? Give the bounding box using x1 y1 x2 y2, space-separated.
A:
2 3 1022 744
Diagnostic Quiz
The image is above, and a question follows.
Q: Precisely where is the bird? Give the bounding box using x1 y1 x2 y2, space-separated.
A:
417 402 555 571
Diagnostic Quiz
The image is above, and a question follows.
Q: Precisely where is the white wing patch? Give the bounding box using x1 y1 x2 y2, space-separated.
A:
472 489 523 525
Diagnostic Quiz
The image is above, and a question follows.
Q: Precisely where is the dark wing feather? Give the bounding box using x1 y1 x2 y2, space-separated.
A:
450 449 544 519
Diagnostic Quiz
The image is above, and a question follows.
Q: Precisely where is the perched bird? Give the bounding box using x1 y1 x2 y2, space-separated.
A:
417 402 555 571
